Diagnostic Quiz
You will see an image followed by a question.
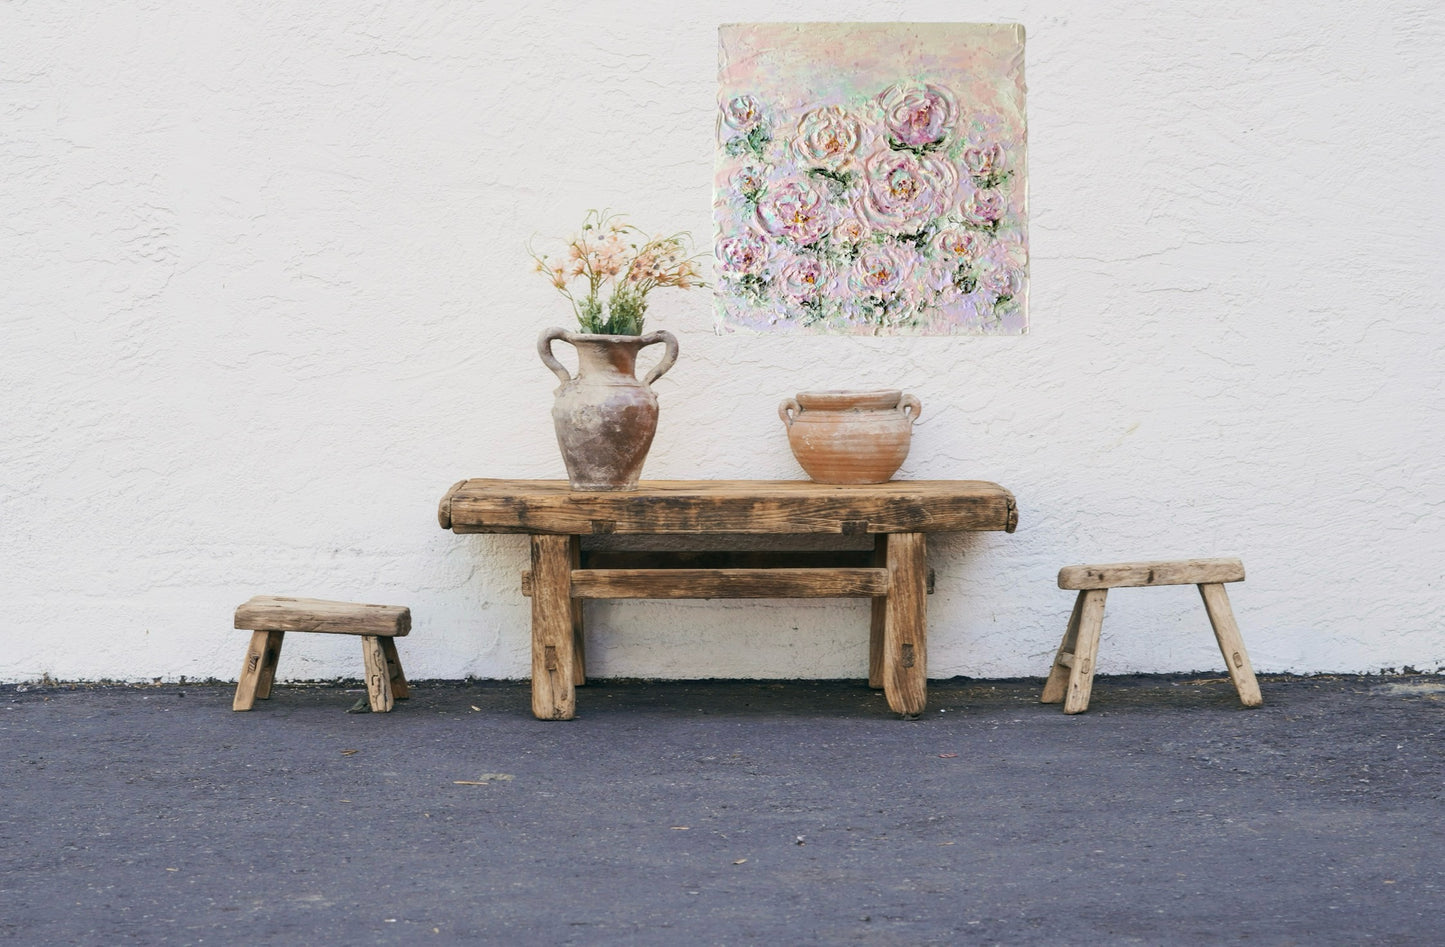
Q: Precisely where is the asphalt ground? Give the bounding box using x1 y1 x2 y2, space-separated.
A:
3 674 1443 945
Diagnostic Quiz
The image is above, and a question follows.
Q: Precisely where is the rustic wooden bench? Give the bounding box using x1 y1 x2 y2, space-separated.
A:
439 479 1017 720
233 596 411 712
1041 557 1263 713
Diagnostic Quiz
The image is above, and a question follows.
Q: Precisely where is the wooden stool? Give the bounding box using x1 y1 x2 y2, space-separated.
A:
233 596 411 712
1041 558 1262 714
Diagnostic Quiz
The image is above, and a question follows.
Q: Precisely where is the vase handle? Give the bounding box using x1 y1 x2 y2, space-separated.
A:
779 397 800 428
639 330 679 386
900 393 922 424
538 327 572 383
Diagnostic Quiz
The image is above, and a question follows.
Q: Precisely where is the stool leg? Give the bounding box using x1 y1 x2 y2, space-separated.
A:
1041 592 1085 703
254 630 283 700
1198 583 1263 707
1063 589 1108 714
379 637 409 699
360 635 395 712
234 630 283 711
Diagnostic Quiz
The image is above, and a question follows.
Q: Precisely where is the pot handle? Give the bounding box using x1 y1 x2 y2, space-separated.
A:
538 327 572 383
639 330 679 386
779 397 800 428
900 393 922 424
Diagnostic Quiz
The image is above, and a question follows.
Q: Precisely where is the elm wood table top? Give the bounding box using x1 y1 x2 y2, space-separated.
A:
438 479 1018 720
439 479 1018 536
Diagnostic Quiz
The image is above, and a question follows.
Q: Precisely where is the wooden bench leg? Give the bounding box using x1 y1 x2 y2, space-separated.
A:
361 635 395 712
234 630 283 711
379 637 409 700
882 532 927 716
1063 589 1107 714
570 536 586 687
868 535 887 689
1198 583 1263 707
1041 592 1084 704
531 534 577 720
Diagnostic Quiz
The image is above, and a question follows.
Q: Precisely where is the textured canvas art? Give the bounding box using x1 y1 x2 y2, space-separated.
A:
714 23 1028 335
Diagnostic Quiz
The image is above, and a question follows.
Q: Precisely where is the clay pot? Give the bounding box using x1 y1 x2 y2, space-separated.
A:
779 389 922 484
539 328 678 491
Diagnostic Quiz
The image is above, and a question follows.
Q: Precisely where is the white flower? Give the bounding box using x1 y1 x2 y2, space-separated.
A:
722 95 765 132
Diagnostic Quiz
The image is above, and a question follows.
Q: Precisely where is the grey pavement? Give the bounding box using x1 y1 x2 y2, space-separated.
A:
2 675 1443 945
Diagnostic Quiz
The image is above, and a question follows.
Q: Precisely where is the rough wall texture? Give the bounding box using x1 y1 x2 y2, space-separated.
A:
3 1 1442 682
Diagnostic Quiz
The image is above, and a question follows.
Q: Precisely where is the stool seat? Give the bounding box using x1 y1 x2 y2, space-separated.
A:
1058 557 1245 590
233 596 412 712
1042 558 1261 713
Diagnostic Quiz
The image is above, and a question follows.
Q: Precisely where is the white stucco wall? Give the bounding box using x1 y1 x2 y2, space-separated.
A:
3 1 1442 683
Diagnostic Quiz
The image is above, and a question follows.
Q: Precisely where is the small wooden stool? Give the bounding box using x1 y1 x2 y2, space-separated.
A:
1041 558 1262 714
233 596 411 712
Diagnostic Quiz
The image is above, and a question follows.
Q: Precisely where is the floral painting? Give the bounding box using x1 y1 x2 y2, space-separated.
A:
714 23 1028 335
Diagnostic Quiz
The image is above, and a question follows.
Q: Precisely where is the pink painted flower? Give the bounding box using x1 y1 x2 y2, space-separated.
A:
978 263 1022 299
832 217 870 246
731 166 766 197
778 255 830 300
963 143 1004 179
962 189 1006 227
978 239 1027 299
722 95 765 132
755 179 831 246
931 227 984 261
857 150 957 234
716 231 770 275
849 242 918 296
792 106 866 170
878 82 958 149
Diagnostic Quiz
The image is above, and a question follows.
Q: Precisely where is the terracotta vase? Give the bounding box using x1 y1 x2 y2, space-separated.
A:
538 328 679 491
779 389 922 484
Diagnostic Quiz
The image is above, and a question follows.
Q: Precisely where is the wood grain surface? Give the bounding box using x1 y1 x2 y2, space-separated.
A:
522 567 890 599
881 532 928 716
234 596 411 637
440 479 1017 536
1058 558 1244 590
